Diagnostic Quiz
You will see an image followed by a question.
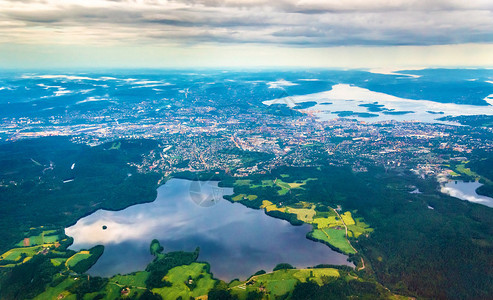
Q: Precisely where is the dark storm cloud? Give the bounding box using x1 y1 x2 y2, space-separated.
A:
0 0 492 46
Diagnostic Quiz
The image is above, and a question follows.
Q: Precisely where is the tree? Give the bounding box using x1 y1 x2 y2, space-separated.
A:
273 263 295 271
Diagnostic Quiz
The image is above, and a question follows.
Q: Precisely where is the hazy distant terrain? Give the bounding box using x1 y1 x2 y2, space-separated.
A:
1 69 492 118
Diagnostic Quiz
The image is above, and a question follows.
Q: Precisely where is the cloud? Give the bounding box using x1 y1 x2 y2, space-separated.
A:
0 0 492 47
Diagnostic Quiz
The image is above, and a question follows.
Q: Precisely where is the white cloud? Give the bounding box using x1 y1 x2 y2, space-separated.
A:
0 0 492 47
1 1 493 68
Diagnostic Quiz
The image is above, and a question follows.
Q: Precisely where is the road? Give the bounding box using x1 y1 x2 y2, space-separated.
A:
329 207 366 271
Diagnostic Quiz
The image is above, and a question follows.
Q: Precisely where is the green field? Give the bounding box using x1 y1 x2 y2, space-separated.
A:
66 252 91 269
341 211 355 226
273 178 316 195
310 209 372 244
234 179 252 186
455 163 475 176
50 258 67 267
101 282 125 299
248 179 275 189
261 200 286 213
89 281 147 300
449 162 483 180
449 170 460 176
230 268 340 299
275 180 292 195
153 263 215 299
0 246 42 261
265 278 298 297
312 216 342 228
274 178 301 195
245 178 312 194
253 270 298 297
314 208 337 218
310 228 356 254
347 218 373 238
16 230 60 247
285 205 316 222
33 277 77 300
291 268 340 286
111 271 149 288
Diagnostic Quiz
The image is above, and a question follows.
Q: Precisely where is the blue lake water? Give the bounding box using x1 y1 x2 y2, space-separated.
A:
441 180 493 208
65 178 351 280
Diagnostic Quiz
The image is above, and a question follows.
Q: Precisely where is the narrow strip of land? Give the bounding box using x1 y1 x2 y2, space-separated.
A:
330 207 358 254
329 207 367 271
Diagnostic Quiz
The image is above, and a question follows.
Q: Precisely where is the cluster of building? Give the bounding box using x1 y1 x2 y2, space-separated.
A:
1 98 492 179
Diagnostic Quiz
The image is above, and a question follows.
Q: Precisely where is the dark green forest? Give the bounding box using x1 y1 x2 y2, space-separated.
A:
0 137 161 253
223 165 493 299
467 155 493 197
0 138 492 299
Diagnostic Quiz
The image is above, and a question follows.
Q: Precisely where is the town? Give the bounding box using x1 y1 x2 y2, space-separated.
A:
1 96 491 182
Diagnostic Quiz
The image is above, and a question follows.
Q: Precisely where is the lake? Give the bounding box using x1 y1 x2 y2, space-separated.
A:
65 178 351 280
441 180 493 208
263 84 493 124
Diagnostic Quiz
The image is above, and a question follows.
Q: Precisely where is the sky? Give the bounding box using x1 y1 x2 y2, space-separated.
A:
0 0 493 69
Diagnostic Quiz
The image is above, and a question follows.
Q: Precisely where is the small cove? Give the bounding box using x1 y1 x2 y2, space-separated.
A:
441 180 493 208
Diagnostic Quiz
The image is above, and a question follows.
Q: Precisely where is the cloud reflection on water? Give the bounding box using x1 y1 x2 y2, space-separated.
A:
441 181 493 208
66 179 352 279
